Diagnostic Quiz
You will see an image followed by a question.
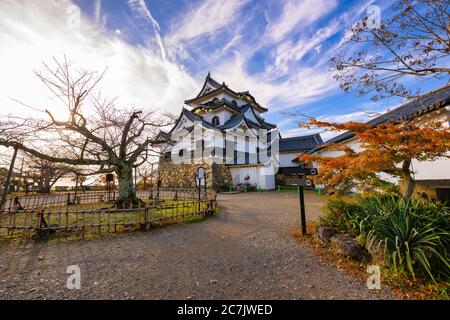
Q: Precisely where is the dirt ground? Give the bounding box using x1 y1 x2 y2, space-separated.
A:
0 191 393 299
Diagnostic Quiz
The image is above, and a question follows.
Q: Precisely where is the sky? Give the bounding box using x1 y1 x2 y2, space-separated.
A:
0 0 447 142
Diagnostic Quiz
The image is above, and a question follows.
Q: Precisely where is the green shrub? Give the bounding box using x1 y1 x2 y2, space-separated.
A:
357 196 450 282
321 195 450 282
320 197 362 236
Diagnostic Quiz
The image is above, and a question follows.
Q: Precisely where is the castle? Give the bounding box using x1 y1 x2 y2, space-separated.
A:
155 73 322 190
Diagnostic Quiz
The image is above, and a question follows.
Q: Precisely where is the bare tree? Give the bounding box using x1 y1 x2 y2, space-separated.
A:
332 0 450 100
0 57 167 205
25 156 71 193
136 161 158 190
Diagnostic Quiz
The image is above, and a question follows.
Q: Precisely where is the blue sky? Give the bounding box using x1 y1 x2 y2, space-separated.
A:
1 0 447 141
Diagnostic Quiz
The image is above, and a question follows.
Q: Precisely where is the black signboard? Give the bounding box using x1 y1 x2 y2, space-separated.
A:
281 165 318 236
300 178 314 187
280 167 318 176
286 177 314 187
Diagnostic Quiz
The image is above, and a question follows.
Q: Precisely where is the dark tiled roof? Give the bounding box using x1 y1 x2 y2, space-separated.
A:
255 114 276 128
168 108 214 135
193 73 222 99
218 114 245 130
195 98 241 113
186 73 268 113
279 134 323 153
309 85 450 154
154 130 171 144
205 72 221 89
238 104 276 129
238 104 251 113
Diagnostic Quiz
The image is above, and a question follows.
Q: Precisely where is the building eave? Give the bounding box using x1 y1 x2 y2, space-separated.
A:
185 85 240 106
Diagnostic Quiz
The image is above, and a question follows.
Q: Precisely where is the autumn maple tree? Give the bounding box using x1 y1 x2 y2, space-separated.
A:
299 119 450 199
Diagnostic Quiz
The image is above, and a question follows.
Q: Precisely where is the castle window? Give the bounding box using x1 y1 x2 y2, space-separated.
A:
212 116 220 126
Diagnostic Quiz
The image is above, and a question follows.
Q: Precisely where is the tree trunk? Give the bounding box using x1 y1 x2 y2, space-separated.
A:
116 164 141 207
401 159 415 201
42 180 51 194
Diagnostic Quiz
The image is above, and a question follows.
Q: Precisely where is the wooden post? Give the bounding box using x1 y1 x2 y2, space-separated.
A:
299 186 307 235
197 184 201 213
74 173 79 202
0 146 19 210
134 165 137 189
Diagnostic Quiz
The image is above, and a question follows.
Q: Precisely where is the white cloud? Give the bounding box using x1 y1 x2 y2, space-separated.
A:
317 101 396 124
209 52 337 112
94 0 105 27
166 0 248 44
270 21 339 76
318 111 377 123
0 0 197 121
265 0 337 42
281 126 343 142
127 0 166 60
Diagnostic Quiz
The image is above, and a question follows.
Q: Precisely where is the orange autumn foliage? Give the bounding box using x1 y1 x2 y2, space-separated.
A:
298 119 450 196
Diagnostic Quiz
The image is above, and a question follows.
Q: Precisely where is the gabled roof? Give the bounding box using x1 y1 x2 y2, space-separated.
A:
192 98 242 114
255 114 276 129
308 85 450 154
155 130 171 141
193 72 222 99
154 130 172 144
168 107 214 135
217 114 246 130
239 104 276 129
185 73 268 113
279 134 323 153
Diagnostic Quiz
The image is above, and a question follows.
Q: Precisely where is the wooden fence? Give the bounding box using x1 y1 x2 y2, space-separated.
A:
0 188 217 239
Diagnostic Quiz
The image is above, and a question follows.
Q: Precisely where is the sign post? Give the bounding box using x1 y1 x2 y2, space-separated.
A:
299 186 306 235
195 167 205 212
284 165 318 235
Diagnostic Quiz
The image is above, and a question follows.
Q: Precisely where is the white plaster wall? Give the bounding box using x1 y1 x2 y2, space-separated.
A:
257 165 276 189
201 109 234 125
279 153 298 167
411 110 450 180
229 167 258 185
411 157 450 180
229 165 275 190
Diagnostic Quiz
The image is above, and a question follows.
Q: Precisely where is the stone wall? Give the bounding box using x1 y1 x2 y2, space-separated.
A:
158 160 232 191
211 162 232 191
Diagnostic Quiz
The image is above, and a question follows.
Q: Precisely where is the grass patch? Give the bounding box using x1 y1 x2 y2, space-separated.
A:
0 199 214 240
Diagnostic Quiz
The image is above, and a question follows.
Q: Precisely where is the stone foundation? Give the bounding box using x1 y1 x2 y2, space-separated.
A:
158 160 232 191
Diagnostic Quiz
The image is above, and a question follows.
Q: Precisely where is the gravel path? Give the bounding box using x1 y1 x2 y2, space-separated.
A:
0 191 392 299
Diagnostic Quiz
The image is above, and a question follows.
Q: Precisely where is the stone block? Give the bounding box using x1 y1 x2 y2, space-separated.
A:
317 226 337 243
330 234 368 259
